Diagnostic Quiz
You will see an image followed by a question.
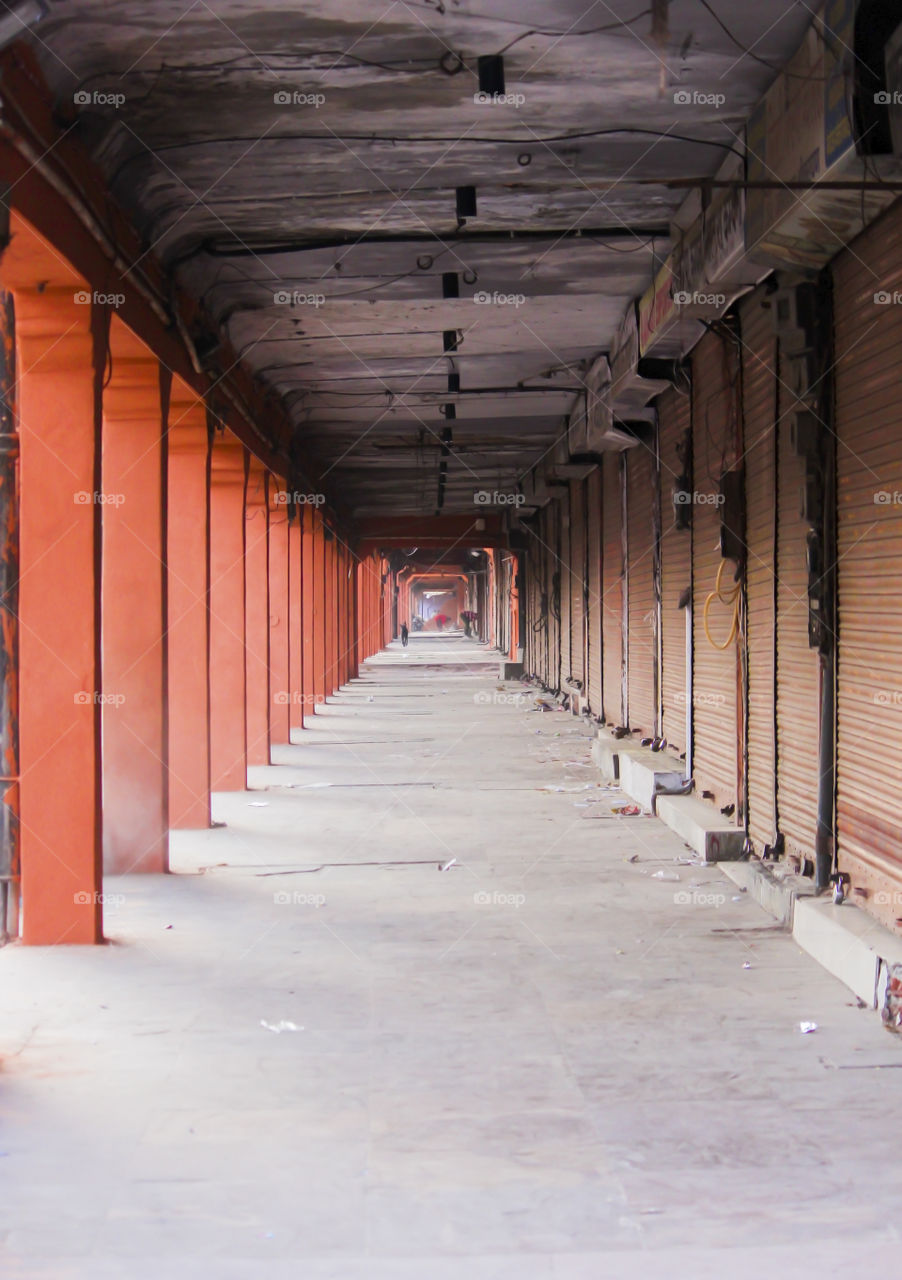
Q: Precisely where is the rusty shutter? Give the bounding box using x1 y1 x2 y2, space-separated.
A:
545 501 560 691
569 478 587 689
658 386 691 757
586 466 603 715
740 290 779 855
626 443 657 736
602 451 624 724
536 507 548 686
557 491 570 692
833 205 902 926
776 361 822 864
528 517 540 680
691 328 741 811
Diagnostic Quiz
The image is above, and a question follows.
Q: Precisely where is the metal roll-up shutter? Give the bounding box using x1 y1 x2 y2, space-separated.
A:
557 492 570 692
776 364 821 864
834 205 902 926
602 451 624 724
545 502 560 690
691 328 741 811
569 478 587 689
740 290 779 855
586 466 603 715
527 519 541 678
536 511 548 685
658 387 691 756
626 443 657 736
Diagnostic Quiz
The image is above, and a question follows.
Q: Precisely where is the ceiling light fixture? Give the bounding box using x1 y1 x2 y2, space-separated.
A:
477 54 505 96
455 185 477 222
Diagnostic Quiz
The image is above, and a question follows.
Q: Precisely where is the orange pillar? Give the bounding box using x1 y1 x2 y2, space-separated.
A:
268 486 290 748
101 322 167 873
167 383 211 829
288 505 303 732
383 558 392 648
312 511 326 706
360 554 376 659
325 530 337 695
245 460 269 767
337 541 349 687
209 434 248 792
301 504 315 710
14 286 102 944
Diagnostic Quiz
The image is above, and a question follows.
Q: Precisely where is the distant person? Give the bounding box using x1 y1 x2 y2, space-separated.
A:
400 622 409 647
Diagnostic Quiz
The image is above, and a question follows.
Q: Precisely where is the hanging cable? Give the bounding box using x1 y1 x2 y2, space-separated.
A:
703 559 741 650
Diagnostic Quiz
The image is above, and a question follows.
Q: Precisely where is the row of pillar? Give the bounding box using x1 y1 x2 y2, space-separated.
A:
0 221 375 945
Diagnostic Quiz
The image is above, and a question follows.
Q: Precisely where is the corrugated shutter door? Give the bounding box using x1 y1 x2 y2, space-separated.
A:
692 329 741 810
626 444 657 736
529 516 542 681
558 492 570 692
569 479 586 688
658 387 691 756
541 506 551 686
776 366 821 863
602 452 624 724
586 467 603 715
834 204 902 926
545 502 560 690
740 290 778 854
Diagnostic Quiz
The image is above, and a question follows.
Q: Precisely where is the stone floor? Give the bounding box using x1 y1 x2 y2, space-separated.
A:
2 634 901 1278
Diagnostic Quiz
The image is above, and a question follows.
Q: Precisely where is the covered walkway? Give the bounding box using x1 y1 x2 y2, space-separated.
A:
2 641 900 1278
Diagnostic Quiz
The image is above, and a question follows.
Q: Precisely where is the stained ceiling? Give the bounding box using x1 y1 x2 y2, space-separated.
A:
29 0 812 517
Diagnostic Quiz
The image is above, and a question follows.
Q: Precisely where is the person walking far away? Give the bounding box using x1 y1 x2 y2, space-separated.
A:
400 622 409 647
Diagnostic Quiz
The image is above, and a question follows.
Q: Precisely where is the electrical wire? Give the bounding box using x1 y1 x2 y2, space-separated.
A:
696 0 829 83
496 9 654 55
129 127 744 162
703 559 741 650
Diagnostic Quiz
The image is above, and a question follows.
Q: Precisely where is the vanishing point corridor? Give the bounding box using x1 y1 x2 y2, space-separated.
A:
4 2 902 1276
3 637 900 1277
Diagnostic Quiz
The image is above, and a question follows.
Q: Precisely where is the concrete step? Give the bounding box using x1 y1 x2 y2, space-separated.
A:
619 748 686 811
590 726 632 781
722 857 902 1016
655 792 745 862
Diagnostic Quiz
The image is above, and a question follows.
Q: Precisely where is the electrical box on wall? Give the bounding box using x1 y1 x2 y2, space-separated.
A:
718 469 746 566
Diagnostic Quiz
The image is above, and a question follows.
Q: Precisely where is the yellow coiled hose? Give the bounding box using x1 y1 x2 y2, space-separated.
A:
703 559 741 650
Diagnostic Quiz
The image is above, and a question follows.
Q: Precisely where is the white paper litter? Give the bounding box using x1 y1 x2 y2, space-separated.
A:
261 1020 303 1034
799 1021 818 1034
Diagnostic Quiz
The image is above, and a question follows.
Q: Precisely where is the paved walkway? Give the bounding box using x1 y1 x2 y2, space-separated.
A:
2 636 901 1278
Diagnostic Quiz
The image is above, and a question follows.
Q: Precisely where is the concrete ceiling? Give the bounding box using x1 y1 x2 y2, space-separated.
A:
33 0 812 517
